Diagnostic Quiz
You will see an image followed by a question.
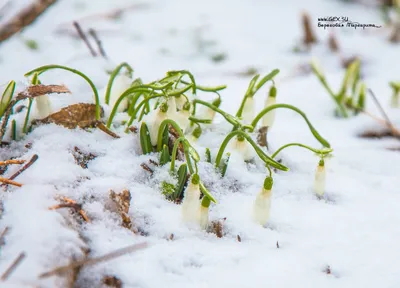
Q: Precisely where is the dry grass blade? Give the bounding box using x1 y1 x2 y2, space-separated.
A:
39 242 148 278
0 177 22 187
0 0 58 44
0 159 25 166
96 122 120 138
0 252 26 280
368 89 400 138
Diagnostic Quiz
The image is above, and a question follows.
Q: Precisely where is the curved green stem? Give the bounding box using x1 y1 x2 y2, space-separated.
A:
215 130 288 171
104 62 134 105
130 94 164 122
167 70 196 94
170 137 186 172
156 119 184 151
271 143 333 159
180 80 226 92
188 116 212 124
106 87 154 128
24 64 102 120
251 104 331 148
193 99 239 126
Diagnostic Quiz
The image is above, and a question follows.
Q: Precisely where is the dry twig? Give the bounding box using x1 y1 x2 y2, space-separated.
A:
39 242 148 278
7 154 38 181
0 177 22 187
0 159 25 166
73 21 97 57
0 0 58 44
88 28 107 58
0 252 26 281
368 89 400 138
0 226 9 246
140 163 153 175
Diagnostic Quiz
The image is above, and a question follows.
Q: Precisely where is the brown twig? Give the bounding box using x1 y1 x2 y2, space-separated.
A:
55 197 90 222
0 177 22 187
368 88 400 138
0 0 58 44
302 12 317 47
96 122 120 138
73 21 97 57
88 28 107 59
140 163 153 175
0 226 9 245
7 154 38 181
0 252 26 280
39 242 148 278
0 159 25 166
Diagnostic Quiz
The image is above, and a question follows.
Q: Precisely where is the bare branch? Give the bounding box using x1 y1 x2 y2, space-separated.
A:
0 0 58 44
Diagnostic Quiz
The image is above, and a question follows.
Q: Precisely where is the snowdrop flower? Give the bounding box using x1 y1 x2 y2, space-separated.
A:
175 94 187 110
35 95 52 119
314 159 326 198
253 176 273 226
201 98 221 123
198 196 210 230
145 102 168 146
241 96 254 124
262 86 277 128
174 102 191 133
228 135 254 161
106 73 132 112
181 174 201 224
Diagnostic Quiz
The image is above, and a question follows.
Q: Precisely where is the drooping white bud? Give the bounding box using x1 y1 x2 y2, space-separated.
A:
35 95 52 119
253 176 273 226
241 96 254 124
314 159 326 197
182 174 201 224
107 74 132 112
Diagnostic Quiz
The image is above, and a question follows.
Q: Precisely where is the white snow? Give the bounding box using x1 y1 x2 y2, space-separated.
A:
1 0 400 287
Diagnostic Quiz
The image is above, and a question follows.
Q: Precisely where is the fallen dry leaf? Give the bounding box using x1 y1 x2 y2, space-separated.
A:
32 103 104 129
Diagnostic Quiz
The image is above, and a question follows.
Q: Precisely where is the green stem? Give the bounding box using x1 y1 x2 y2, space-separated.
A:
170 137 186 172
156 119 184 151
23 99 33 134
24 64 102 120
193 99 239 126
11 119 16 140
188 116 212 124
215 130 288 171
104 62 134 105
180 80 226 92
167 70 196 94
106 87 154 128
310 63 348 118
271 143 333 159
251 104 331 148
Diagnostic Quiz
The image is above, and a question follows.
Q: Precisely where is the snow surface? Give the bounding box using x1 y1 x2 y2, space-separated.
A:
1 0 400 287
